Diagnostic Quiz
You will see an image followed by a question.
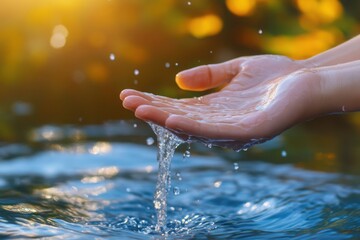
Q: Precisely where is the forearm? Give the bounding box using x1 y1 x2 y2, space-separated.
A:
316 59 360 114
306 34 360 67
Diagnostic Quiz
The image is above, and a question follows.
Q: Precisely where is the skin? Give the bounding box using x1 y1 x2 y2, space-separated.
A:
120 35 360 150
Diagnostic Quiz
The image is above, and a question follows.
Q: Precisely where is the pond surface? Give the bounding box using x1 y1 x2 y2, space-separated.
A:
0 121 359 239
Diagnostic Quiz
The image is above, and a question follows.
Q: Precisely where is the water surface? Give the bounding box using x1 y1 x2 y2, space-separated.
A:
0 121 359 239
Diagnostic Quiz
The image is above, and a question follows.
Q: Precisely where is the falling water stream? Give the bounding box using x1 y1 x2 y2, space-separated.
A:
148 122 184 233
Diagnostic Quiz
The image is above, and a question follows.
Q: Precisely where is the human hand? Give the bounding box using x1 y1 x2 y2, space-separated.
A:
120 55 319 150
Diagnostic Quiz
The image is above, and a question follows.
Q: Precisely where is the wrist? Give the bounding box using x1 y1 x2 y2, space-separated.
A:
313 61 360 114
297 68 329 118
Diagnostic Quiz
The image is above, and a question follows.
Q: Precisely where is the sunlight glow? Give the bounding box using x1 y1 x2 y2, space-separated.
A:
89 142 112 155
296 0 343 25
2 204 43 214
226 0 257 16
50 24 69 49
265 30 341 59
188 14 223 38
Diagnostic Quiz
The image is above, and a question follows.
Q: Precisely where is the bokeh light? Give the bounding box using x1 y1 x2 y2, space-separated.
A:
226 0 257 17
0 0 359 140
264 29 342 59
50 24 69 49
187 14 223 38
296 0 343 26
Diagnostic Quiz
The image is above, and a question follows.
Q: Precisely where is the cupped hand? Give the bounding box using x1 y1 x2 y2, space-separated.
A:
120 55 319 150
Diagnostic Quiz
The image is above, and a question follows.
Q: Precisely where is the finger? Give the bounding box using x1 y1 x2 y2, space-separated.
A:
120 89 157 102
120 89 185 105
135 105 171 127
122 95 151 111
120 89 141 101
175 59 241 91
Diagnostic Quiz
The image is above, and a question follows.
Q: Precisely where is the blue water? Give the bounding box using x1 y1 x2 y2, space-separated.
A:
0 121 359 239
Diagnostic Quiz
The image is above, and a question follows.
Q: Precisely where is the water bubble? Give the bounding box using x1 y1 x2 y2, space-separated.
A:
342 105 346 112
207 143 213 149
126 187 131 192
243 148 248 152
175 172 182 181
146 137 155 146
109 53 116 61
187 1 191 5
134 69 140 76
210 50 213 54
133 79 138 85
175 62 179 66
281 150 287 157
258 29 263 34
183 150 191 158
233 162 239 171
133 123 138 128
173 187 181 196
165 62 171 68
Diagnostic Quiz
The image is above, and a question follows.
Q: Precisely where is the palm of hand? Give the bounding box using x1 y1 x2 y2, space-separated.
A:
121 55 314 149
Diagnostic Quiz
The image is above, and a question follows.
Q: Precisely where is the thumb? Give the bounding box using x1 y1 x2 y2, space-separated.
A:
175 58 241 91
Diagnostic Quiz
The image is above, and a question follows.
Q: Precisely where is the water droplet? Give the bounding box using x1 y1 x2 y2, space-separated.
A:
210 50 213 54
233 162 239 170
175 172 182 181
173 187 180 195
213 180 222 188
165 62 170 68
196 96 203 101
134 69 140 76
175 62 179 66
258 29 263 34
146 137 155 146
154 200 161 209
342 105 346 112
187 1 191 5
133 123 138 128
281 150 287 157
183 150 191 158
109 53 116 61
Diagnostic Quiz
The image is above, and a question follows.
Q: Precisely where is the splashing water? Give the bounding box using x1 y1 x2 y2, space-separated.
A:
148 122 184 233
0 121 359 239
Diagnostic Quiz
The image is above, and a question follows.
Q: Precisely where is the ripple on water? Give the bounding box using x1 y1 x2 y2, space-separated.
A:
0 135 358 239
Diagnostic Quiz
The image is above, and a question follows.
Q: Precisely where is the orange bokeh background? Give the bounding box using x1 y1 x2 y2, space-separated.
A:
0 0 359 140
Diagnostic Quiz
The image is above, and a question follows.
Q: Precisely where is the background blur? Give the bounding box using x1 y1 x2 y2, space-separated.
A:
0 0 360 141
